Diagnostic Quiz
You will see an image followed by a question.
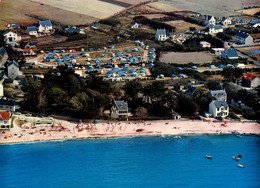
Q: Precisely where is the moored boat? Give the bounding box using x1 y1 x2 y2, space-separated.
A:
237 163 244 168
233 156 240 161
205 155 212 159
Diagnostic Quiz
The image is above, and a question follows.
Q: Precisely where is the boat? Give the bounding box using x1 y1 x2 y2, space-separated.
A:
174 136 181 138
205 155 212 159
238 155 242 158
236 135 242 138
233 156 240 161
237 163 244 168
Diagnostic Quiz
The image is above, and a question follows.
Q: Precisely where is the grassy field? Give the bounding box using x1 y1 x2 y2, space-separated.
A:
160 52 215 64
164 20 204 33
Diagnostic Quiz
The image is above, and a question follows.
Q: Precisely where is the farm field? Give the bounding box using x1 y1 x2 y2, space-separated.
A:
148 0 259 17
164 20 204 33
160 52 215 64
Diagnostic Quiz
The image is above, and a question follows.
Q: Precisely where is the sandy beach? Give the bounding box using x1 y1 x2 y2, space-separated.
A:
0 119 260 144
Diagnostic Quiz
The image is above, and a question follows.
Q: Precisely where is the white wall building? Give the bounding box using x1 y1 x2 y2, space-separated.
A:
155 29 167 41
209 100 229 118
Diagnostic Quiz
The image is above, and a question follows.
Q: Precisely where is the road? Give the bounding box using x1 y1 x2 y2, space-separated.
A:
237 51 260 66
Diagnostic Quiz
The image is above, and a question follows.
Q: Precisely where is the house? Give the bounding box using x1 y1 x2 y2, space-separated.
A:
249 19 260 28
208 90 227 101
66 27 85 35
209 100 229 118
110 99 128 118
0 99 19 112
170 110 181 120
204 16 216 25
23 49 35 56
185 87 198 99
2 31 21 44
221 17 232 26
131 23 139 29
241 73 260 88
0 111 11 129
38 20 53 33
235 32 254 45
221 49 238 59
0 73 6 98
0 47 8 66
155 29 167 41
6 60 20 80
211 48 225 56
25 26 38 36
200 41 211 48
206 25 223 34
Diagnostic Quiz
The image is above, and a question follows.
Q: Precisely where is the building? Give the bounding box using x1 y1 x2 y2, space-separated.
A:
221 49 238 59
206 25 223 34
211 48 225 56
249 19 260 28
0 73 6 98
200 41 211 48
2 31 21 44
208 90 227 101
221 17 232 26
23 49 35 56
0 47 8 66
110 99 128 118
25 26 38 36
65 27 85 35
131 23 139 29
204 16 216 25
155 29 167 41
6 60 20 80
241 73 260 88
0 99 19 112
0 111 11 129
235 32 254 45
38 20 53 33
209 100 229 118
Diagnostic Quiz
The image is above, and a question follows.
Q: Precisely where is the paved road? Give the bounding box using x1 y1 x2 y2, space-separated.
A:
237 51 260 66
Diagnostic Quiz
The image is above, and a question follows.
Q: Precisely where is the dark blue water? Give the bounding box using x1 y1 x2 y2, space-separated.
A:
0 135 260 188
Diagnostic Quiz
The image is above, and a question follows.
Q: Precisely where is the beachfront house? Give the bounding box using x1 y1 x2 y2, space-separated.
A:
0 111 11 129
209 100 229 118
221 49 238 59
25 26 38 36
0 99 19 112
6 60 20 80
204 16 216 25
206 25 223 35
2 31 21 44
110 99 128 119
200 41 211 48
208 90 227 101
155 29 167 41
241 73 260 88
235 32 254 45
38 20 53 33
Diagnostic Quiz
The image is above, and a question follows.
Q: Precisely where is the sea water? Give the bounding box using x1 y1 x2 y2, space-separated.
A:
0 135 259 188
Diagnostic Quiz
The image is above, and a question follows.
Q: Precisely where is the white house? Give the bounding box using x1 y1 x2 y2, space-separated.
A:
209 100 229 118
155 29 167 41
200 41 211 48
25 26 38 36
131 23 139 29
206 25 223 34
2 31 21 44
7 60 20 80
110 99 128 118
204 16 216 25
221 17 232 26
0 111 11 129
38 20 53 33
235 32 254 45
208 90 227 101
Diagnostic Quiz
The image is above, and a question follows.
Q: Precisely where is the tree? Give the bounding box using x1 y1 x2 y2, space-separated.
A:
205 80 222 90
135 107 148 118
124 80 142 99
176 94 199 116
222 67 243 82
151 62 175 77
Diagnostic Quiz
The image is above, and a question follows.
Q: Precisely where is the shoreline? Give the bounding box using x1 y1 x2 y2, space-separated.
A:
1 119 260 145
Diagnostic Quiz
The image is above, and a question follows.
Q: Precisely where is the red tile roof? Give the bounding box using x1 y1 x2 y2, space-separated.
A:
243 73 256 81
0 111 10 120
23 49 33 53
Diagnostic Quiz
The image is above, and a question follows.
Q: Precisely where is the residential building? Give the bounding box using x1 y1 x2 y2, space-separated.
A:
23 49 35 56
185 87 198 99
155 29 167 41
204 16 216 25
131 23 139 29
208 90 227 101
206 25 223 34
221 49 238 59
110 99 128 118
0 99 19 112
209 100 229 118
235 32 254 45
241 73 260 88
221 17 232 26
0 73 6 98
2 31 21 44
200 41 211 48
38 20 53 33
0 47 8 66
6 60 20 80
25 26 38 36
249 19 260 28
211 48 225 56
0 111 11 129
66 27 85 35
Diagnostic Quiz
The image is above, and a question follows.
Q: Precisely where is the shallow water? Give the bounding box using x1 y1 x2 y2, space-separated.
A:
0 135 260 188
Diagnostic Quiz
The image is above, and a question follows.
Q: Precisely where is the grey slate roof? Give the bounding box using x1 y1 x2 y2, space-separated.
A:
114 100 128 111
0 47 7 57
0 99 19 106
39 20 52 27
226 49 238 58
207 24 223 30
236 32 250 39
7 60 19 68
26 26 38 33
212 100 228 108
249 19 260 24
156 29 166 35
209 90 226 97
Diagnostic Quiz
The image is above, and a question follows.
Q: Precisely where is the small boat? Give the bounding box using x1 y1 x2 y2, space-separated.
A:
237 163 244 168
233 156 240 161
205 155 212 159
236 135 242 138
174 136 181 138
238 155 242 158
